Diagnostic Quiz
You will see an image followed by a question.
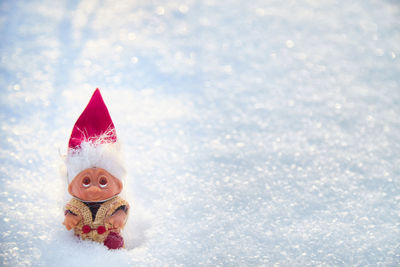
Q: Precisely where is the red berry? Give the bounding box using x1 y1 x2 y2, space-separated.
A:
97 226 106 234
82 225 91 234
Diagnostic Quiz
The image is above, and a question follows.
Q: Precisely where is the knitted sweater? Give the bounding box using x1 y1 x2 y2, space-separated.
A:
65 196 129 244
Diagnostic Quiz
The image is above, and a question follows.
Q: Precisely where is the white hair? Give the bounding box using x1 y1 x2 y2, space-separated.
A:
66 139 126 184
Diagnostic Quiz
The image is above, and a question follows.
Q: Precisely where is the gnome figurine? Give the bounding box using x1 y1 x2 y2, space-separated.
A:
63 88 129 249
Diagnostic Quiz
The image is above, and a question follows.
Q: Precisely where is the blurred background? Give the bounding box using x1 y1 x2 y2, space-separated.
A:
0 0 399 265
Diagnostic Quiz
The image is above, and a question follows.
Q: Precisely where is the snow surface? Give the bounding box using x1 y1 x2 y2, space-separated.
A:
1 0 400 266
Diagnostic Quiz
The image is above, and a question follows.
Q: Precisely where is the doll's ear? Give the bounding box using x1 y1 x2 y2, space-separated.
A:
68 182 73 195
115 178 123 193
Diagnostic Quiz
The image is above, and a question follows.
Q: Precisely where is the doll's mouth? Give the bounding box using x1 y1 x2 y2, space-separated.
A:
83 189 105 201
86 194 104 201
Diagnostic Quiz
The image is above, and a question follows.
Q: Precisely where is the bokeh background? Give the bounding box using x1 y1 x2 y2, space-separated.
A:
1 0 399 265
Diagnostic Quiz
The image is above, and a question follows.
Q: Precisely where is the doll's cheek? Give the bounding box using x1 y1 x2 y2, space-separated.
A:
71 188 86 199
110 180 123 195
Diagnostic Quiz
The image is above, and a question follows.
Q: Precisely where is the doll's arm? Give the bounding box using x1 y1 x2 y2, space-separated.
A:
105 205 129 229
63 211 82 230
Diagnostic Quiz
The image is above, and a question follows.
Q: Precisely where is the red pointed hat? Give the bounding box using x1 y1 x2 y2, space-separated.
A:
69 88 116 149
66 88 126 183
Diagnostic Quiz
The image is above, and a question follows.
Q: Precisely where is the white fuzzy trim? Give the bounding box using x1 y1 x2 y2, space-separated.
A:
66 141 126 183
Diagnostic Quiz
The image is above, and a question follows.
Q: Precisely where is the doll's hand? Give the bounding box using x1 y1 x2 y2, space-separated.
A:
105 210 127 229
63 213 82 230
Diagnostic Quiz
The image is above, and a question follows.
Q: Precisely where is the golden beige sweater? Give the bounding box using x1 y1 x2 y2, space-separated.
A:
65 196 129 243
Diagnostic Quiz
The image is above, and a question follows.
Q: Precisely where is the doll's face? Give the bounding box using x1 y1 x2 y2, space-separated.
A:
68 167 123 202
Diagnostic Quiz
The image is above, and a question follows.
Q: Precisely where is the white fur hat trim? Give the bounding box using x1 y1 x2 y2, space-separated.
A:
66 140 126 183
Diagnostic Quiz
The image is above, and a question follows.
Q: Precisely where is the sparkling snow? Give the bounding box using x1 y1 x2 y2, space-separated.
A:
1 0 399 266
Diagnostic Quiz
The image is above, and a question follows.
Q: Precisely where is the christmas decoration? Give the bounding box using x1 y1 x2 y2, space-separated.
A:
63 88 129 249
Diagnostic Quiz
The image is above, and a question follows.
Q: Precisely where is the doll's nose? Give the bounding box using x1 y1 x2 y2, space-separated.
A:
86 186 101 193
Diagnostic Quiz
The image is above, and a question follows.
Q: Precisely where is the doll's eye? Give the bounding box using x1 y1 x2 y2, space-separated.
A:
99 177 108 188
82 177 91 187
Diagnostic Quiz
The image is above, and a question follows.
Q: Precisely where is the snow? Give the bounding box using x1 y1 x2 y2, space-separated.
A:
1 0 399 265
